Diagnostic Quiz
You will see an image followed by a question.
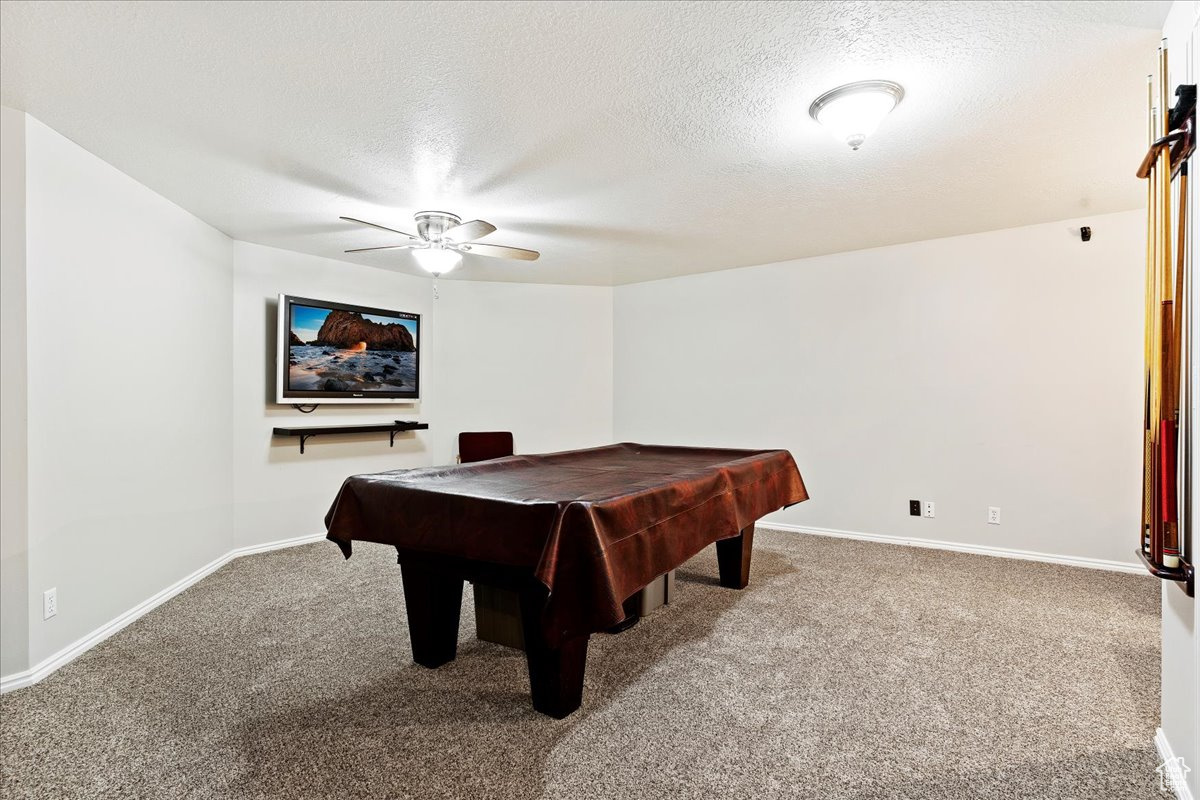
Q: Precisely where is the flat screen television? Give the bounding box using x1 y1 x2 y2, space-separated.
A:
276 294 420 403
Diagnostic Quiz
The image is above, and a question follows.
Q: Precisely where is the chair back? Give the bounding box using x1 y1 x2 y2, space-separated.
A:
458 431 514 463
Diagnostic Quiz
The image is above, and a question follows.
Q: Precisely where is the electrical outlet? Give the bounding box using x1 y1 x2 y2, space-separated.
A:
923 501 935 518
43 588 57 620
988 506 1001 525
909 500 921 516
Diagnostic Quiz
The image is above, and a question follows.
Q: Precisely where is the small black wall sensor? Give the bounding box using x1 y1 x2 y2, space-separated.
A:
1080 226 1092 242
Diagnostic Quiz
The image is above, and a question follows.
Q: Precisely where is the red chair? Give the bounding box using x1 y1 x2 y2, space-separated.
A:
458 431 514 463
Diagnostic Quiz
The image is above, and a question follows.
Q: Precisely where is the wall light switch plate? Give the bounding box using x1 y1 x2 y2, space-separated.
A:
988 507 1001 525
923 501 935 518
43 588 57 620
909 500 921 516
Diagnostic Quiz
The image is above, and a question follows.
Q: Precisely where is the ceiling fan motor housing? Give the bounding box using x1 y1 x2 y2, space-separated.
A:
415 211 462 242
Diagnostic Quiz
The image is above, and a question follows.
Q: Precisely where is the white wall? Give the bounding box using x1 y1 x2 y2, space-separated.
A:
427 278 614 463
1 106 30 677
1161 2 1198 795
23 116 235 666
231 242 614 549
231 243 434 549
615 210 1144 566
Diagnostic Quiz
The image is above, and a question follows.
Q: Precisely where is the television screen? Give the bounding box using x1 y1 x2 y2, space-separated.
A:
277 294 420 403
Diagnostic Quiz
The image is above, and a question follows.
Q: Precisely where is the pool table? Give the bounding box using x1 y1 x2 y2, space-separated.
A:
324 443 808 718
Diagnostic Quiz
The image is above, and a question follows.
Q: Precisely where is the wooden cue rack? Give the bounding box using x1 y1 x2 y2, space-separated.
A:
1136 38 1196 597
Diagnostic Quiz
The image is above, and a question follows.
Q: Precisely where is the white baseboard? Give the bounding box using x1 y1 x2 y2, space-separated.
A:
0 524 1147 693
759 522 1144 574
1156 727 1196 800
0 532 326 694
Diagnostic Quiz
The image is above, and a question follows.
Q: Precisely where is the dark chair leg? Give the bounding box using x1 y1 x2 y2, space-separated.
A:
519 589 589 718
400 564 464 668
716 524 755 589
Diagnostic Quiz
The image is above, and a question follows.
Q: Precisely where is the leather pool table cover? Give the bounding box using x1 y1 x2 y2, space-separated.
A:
325 443 808 644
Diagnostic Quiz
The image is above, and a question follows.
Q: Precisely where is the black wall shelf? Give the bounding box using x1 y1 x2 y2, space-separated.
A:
273 421 428 454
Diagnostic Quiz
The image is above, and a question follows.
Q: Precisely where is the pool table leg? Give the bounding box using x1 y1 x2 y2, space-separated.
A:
716 524 755 589
519 590 589 719
400 564 463 668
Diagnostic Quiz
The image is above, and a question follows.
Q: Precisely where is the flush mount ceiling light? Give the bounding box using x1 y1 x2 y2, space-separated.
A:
808 80 905 150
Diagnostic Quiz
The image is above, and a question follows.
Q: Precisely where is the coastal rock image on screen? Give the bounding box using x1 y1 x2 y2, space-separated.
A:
288 306 417 393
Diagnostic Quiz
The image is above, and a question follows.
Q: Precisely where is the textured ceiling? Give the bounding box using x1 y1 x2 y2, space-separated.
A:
0 1 1170 285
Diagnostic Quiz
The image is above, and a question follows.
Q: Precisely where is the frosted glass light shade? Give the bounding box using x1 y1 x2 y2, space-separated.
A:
413 247 461 274
809 80 904 150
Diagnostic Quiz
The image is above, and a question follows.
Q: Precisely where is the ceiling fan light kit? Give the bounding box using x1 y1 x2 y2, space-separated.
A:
412 246 462 275
340 211 539 276
809 79 905 150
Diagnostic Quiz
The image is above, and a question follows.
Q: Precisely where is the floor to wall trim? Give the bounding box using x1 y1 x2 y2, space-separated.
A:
1155 727 1196 800
0 533 326 694
759 522 1144 574
1 524 1146 694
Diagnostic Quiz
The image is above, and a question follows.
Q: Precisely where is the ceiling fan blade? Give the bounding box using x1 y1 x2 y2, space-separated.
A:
457 242 540 261
443 219 497 243
344 244 421 253
339 216 420 241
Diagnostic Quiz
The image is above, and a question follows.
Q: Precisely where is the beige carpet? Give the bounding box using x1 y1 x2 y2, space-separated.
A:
0 529 1163 799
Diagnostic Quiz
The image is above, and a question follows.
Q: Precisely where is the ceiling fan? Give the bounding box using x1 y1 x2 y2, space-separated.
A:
340 211 540 275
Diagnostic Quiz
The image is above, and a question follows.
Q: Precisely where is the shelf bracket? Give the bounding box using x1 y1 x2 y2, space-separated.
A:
299 434 314 455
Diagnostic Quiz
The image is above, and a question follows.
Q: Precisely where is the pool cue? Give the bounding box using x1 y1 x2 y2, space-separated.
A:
1160 160 1187 569
1156 41 1181 568
1143 75 1158 556
1183 161 1195 570
1150 147 1163 567
1145 43 1168 567
1146 67 1166 565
